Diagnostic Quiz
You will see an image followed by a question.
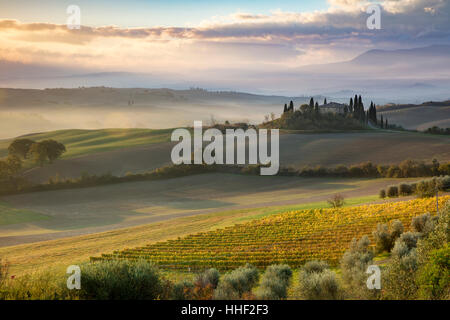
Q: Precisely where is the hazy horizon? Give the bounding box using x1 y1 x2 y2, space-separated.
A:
1 1 449 96
1 0 449 138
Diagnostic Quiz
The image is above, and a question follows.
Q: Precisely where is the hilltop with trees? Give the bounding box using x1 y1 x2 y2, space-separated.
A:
263 95 390 131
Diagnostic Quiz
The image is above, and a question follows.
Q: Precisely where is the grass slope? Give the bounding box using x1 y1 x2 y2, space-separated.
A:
0 128 173 159
2 129 450 184
0 202 50 226
0 195 395 276
0 174 409 243
379 104 450 130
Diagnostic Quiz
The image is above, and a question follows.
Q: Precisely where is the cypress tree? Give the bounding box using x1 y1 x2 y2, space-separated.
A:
353 95 359 119
324 98 327 105
385 118 388 128
360 100 364 120
283 104 287 113
349 98 353 113
289 101 294 112
380 115 384 129
314 102 319 115
309 97 314 111
373 103 377 124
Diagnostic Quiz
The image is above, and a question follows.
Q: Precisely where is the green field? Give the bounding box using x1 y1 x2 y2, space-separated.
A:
0 202 50 226
0 128 173 159
1 128 449 184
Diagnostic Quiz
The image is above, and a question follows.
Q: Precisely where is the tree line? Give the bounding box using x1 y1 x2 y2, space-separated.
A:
423 126 450 135
274 159 450 179
380 176 450 199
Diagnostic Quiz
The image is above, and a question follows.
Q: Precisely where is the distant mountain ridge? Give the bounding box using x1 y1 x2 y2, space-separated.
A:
378 100 450 111
351 45 450 65
0 45 449 102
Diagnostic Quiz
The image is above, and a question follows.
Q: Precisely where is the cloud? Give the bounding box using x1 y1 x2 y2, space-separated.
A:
0 0 448 45
0 0 448 75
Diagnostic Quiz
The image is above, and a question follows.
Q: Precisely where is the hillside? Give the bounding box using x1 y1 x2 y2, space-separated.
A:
1 196 445 276
378 102 450 130
2 129 449 184
0 128 173 159
0 173 406 247
93 197 449 270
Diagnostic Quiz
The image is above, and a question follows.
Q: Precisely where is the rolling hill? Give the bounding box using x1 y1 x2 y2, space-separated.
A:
93 196 448 270
1 129 449 184
378 102 450 130
0 173 408 247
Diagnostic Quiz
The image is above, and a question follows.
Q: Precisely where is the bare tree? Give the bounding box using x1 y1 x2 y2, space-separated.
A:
328 194 345 208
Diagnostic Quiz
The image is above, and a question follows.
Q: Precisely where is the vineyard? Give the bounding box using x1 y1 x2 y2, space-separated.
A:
92 196 449 270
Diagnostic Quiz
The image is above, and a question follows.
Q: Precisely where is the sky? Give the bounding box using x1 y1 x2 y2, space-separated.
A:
0 0 449 89
0 0 329 27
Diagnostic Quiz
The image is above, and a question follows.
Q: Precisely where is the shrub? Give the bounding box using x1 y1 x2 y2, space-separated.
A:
383 231 421 299
389 220 404 243
381 201 450 300
441 176 450 191
383 229 421 299
417 244 450 300
214 264 259 300
373 223 391 253
182 268 221 300
340 236 376 299
416 202 450 265
170 280 194 300
302 260 329 274
298 267 341 300
213 282 240 300
373 220 404 253
379 189 386 199
195 268 220 289
255 264 292 300
76 259 163 300
415 203 450 299
392 232 421 256
399 183 413 196
416 179 438 198
411 213 438 235
382 252 419 300
387 185 399 198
